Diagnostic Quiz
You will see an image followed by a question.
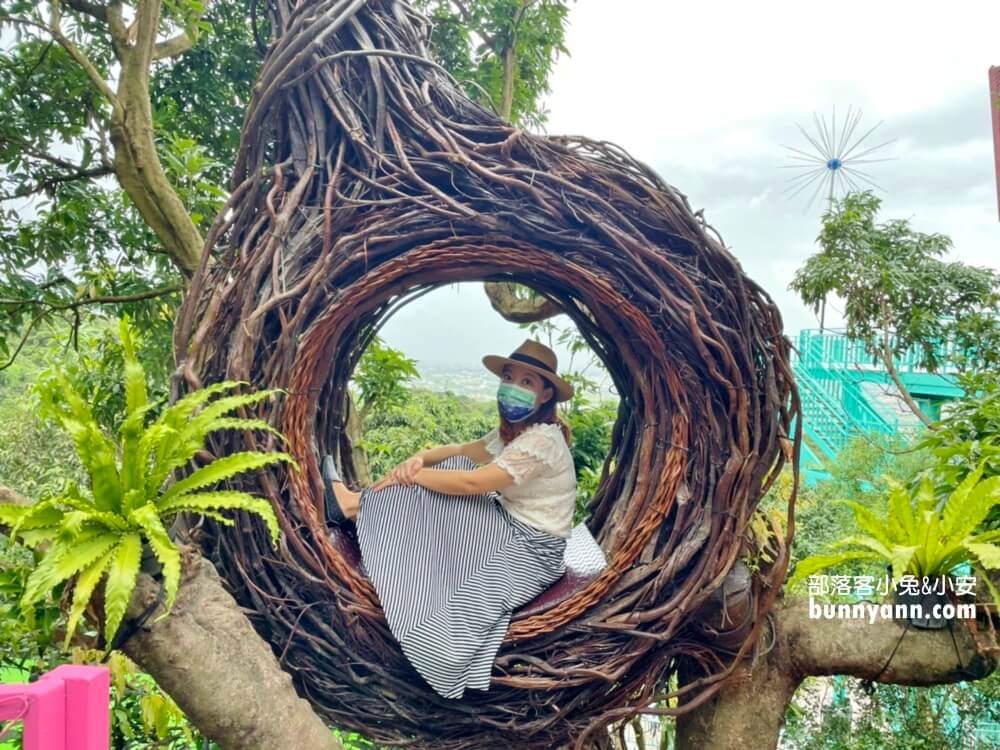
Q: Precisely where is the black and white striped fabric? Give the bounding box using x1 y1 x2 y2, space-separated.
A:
354 454 568 699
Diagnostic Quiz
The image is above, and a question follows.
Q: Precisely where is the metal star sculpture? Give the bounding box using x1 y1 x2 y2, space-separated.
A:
781 106 895 212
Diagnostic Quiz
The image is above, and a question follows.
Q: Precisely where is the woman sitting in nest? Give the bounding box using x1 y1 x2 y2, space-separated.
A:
321 338 577 700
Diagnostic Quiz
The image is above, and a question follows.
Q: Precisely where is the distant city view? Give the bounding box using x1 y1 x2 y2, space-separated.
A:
410 361 619 404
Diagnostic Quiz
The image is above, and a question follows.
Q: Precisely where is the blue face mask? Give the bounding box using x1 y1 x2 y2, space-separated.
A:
497 382 539 422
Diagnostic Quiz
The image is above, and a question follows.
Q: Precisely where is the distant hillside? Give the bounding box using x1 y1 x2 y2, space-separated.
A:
410 362 618 403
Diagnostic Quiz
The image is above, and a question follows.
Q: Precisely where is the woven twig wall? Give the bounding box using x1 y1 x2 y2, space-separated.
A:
171 1 803 747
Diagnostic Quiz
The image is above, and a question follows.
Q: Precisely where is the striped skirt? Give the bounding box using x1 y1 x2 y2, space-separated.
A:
355 454 567 699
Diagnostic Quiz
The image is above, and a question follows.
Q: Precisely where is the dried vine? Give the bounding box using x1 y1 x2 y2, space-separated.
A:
171 1 803 747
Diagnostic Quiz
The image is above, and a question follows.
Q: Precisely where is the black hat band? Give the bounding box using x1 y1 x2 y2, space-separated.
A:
508 352 557 375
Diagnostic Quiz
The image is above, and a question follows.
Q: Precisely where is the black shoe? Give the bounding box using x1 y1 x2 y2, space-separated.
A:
322 454 349 526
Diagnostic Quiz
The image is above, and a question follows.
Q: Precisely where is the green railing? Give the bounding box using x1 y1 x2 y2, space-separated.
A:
791 328 962 475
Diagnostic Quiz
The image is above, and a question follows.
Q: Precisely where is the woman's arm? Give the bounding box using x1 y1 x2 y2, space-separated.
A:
458 437 494 465
412 443 462 467
415 437 493 467
412 463 514 495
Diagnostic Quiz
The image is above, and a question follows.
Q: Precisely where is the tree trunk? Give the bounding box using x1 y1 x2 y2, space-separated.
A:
121 539 343 750
344 388 371 484
675 594 998 750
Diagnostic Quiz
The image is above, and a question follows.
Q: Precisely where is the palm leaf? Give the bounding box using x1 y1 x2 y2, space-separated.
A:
102 532 143 647
157 451 298 505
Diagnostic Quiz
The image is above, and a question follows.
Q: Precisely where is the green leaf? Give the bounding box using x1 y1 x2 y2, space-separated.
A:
38 372 123 513
157 451 297 504
63 546 115 649
941 458 987 536
102 532 143 647
786 550 881 590
829 534 893 560
128 504 181 614
160 490 280 545
887 481 916 542
952 476 1000 541
964 543 1000 569
21 532 120 606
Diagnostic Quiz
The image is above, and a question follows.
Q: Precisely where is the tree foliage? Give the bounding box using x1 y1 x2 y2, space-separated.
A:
790 191 1000 378
0 316 296 649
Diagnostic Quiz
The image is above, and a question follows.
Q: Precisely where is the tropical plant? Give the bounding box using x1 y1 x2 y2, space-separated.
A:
786 462 1000 612
908 371 1000 529
0 316 298 651
352 335 421 421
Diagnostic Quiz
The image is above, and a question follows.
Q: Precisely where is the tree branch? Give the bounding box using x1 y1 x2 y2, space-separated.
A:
483 280 561 322
879 301 934 427
121 541 345 750
152 31 194 60
675 594 999 750
44 2 119 104
0 285 183 311
61 0 108 22
1 164 115 201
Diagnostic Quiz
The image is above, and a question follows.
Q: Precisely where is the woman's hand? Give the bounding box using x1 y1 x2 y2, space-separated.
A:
371 456 424 491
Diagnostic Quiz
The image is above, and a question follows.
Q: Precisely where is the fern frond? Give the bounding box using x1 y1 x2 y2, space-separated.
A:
158 452 297 505
38 373 123 514
102 532 143 647
834 501 892 547
964 542 1000 570
16 526 61 548
829 534 893 560
179 389 284 444
144 381 249 492
785 550 881 590
941 459 987 536
202 417 288 443
63 546 115 650
160 491 280 545
951 476 1000 542
21 532 120 606
887 482 917 543
128 505 181 614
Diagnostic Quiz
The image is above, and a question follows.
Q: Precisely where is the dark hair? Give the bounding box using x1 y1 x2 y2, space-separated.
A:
498 374 572 446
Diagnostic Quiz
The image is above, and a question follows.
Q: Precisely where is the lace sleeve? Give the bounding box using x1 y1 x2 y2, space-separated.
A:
481 426 503 457
494 427 561 486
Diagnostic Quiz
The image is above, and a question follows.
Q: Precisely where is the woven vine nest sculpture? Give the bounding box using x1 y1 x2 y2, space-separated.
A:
171 1 802 747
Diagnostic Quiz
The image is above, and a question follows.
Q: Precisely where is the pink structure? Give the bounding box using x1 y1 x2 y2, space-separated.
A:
0 665 109 750
991 66 1000 221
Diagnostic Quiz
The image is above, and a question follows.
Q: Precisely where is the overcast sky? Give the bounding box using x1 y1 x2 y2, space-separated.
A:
381 0 1000 374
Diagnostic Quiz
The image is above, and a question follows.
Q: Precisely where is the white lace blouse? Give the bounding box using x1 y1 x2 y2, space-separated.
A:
480 422 577 539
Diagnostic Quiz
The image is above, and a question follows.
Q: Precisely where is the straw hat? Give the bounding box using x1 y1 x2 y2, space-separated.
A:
482 339 575 402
